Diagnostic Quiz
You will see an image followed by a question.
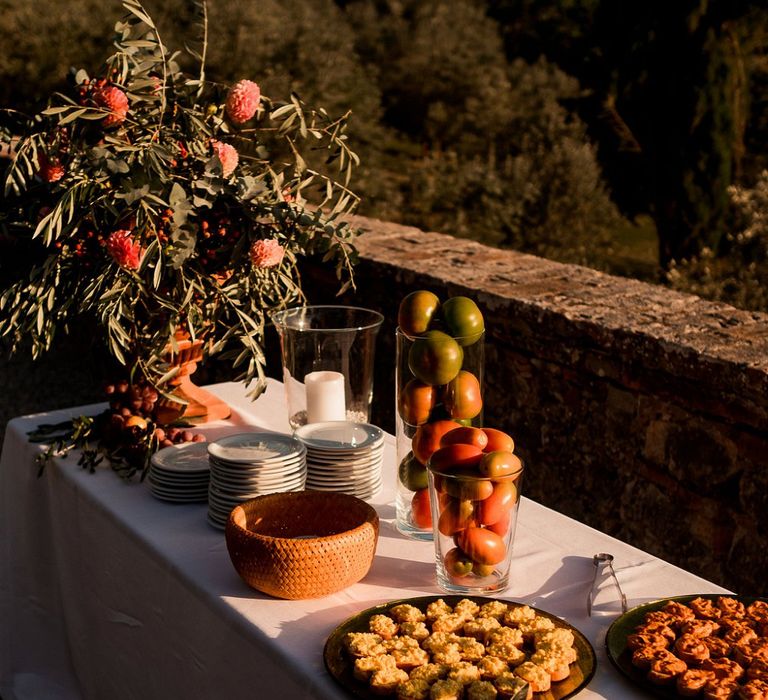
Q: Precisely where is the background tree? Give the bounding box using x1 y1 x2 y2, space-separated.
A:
487 0 763 269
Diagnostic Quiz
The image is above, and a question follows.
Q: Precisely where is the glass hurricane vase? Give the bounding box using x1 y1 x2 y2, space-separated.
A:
394 327 485 540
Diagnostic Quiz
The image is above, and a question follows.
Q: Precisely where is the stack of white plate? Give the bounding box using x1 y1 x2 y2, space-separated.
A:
206 432 307 530
148 442 210 503
294 421 384 500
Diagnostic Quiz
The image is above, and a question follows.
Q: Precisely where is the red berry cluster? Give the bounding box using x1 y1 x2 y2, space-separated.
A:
53 222 101 264
99 379 206 457
196 207 244 271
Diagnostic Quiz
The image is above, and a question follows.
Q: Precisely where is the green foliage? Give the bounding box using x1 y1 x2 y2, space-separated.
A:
0 0 360 397
2 0 767 314
667 171 768 312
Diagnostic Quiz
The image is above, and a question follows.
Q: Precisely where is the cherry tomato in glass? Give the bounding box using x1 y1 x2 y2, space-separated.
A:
441 296 484 346
457 526 507 565
476 480 517 526
398 379 436 426
443 547 474 577
440 426 489 451
408 330 463 386
485 510 511 537
411 488 432 529
437 497 475 536
412 420 460 465
482 428 515 453
478 451 522 479
442 470 493 501
398 290 440 337
428 444 483 473
443 370 482 420
398 451 428 491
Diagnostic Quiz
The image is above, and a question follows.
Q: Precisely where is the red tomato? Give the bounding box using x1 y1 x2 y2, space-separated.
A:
440 426 489 451
412 420 461 464
478 451 522 479
411 488 432 529
398 379 436 426
437 497 474 537
442 470 494 501
428 444 483 473
476 480 517 526
482 428 515 453
485 510 511 537
457 527 507 565
443 370 482 420
443 547 474 577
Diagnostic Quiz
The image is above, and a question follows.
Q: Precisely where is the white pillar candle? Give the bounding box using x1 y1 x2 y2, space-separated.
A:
305 371 346 423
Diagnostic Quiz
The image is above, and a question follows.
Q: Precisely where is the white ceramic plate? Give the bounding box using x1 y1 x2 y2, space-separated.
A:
307 450 384 467
149 478 210 493
149 470 210 485
294 422 383 452
208 482 305 508
150 488 209 503
208 432 305 464
306 459 382 474
151 441 211 473
210 468 306 488
208 454 306 475
209 476 306 497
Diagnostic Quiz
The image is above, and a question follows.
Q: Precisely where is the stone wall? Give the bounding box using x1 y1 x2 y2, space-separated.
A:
2 213 766 594
300 215 768 596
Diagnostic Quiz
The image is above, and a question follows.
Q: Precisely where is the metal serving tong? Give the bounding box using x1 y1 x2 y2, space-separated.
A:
587 552 628 616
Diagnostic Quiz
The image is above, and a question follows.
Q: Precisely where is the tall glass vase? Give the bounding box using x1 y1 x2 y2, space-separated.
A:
395 327 485 540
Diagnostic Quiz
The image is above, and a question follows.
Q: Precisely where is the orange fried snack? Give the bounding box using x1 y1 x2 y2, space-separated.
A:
689 597 723 621
747 659 768 683
702 677 739 699
648 655 688 685
631 647 675 671
676 669 715 697
703 636 732 659
738 679 768 700
674 633 711 665
701 657 745 683
627 632 671 651
717 597 746 619
747 602 768 625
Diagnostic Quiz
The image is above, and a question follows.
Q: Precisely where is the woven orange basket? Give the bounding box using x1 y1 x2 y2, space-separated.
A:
225 491 379 599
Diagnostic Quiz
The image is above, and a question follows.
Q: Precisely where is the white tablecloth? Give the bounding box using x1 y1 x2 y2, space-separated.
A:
0 379 727 700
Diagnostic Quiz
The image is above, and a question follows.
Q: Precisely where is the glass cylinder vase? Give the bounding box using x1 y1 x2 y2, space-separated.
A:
395 327 485 540
271 306 384 429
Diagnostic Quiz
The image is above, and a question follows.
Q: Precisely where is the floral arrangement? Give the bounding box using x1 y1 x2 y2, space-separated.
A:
0 0 359 398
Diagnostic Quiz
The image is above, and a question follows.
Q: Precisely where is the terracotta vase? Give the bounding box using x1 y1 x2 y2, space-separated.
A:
154 333 231 425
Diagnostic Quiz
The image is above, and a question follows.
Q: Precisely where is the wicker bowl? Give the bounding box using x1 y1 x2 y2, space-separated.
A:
225 491 379 599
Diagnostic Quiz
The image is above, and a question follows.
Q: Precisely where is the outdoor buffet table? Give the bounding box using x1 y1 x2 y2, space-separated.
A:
0 379 728 700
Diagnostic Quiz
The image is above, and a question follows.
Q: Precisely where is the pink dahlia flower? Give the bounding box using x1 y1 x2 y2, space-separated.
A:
106 230 142 270
211 140 239 177
94 86 129 127
249 239 284 268
38 153 65 183
225 80 261 125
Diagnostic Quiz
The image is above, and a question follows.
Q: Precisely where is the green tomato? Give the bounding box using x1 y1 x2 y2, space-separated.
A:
408 330 463 386
398 451 428 491
441 296 484 346
444 547 474 577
